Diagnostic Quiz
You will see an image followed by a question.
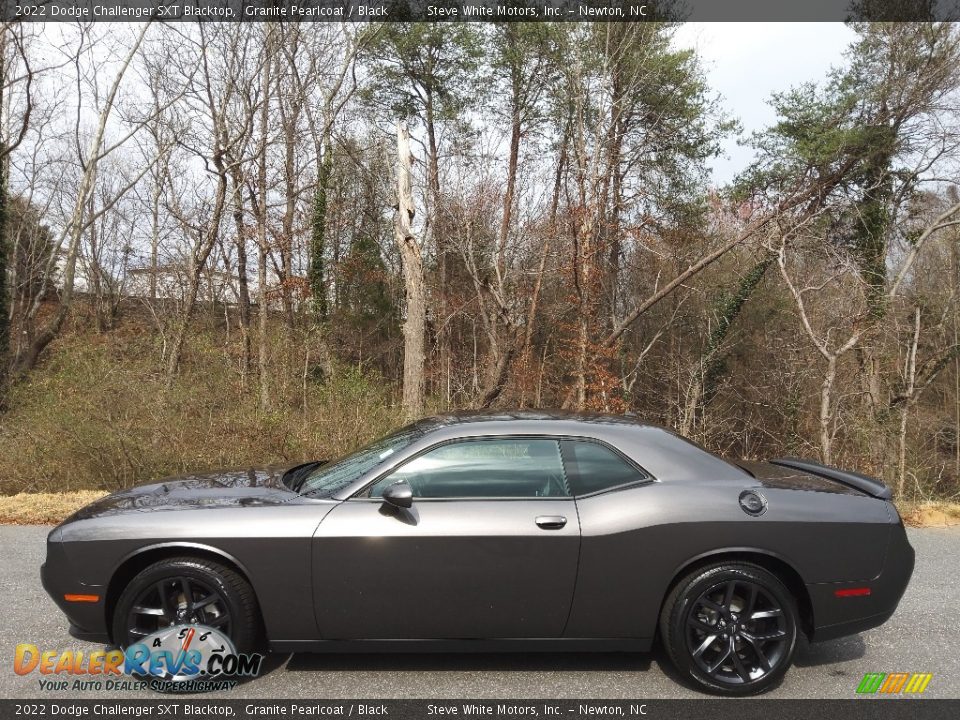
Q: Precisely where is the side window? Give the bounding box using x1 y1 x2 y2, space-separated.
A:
365 439 569 499
561 440 648 496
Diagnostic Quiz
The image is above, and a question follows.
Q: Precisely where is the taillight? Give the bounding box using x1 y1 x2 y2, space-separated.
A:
834 587 871 598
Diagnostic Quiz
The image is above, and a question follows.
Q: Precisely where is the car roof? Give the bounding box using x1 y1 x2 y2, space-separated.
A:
410 409 654 433
406 410 745 480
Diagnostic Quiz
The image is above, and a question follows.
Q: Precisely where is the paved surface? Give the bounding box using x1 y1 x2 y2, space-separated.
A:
2 524 958 699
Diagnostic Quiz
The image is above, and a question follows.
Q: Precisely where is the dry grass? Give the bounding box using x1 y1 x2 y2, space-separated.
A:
0 491 108 525
898 501 960 528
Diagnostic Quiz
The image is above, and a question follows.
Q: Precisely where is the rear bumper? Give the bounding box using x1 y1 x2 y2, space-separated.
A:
811 609 896 642
807 516 915 642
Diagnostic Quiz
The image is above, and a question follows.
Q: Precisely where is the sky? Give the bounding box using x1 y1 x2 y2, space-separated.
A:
673 23 857 185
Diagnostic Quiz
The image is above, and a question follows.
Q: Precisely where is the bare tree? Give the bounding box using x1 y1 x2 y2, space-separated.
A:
777 243 865 465
163 24 249 382
254 24 274 411
0 22 36 381
12 24 154 374
778 197 960 464
394 121 425 420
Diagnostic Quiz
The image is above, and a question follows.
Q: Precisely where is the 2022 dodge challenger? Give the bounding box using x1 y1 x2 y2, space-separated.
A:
42 411 914 695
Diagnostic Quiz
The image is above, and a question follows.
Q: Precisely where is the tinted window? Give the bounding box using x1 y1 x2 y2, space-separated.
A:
562 440 647 496
366 439 568 499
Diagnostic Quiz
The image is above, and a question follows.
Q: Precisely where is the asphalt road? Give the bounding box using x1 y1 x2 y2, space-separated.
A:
2 524 958 699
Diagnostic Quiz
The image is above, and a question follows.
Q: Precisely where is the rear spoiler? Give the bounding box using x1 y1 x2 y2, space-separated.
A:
769 457 892 500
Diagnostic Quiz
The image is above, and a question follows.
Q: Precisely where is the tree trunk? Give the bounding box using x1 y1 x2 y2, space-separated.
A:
165 177 227 382
257 229 269 410
230 175 252 381
820 357 837 465
476 66 525 410
425 91 448 406
165 262 201 380
519 115 568 407
518 238 550 408
0 140 9 378
602 69 626 327
256 33 272 411
897 308 921 498
148 220 158 304
574 217 594 411
149 161 163 303
955 236 960 479
478 345 515 408
309 141 333 320
498 98 521 280
394 121 425 421
280 97 297 335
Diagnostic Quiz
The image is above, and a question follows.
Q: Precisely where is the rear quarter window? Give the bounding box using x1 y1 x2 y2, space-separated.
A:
561 440 649 496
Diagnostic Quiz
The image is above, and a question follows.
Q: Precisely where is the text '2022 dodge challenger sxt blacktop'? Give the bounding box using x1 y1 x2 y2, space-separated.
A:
41 411 914 695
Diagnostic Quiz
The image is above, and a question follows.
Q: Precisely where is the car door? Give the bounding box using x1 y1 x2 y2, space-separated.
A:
312 437 581 640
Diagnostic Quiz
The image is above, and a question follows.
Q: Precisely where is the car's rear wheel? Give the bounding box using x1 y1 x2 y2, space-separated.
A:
112 556 261 654
659 562 798 696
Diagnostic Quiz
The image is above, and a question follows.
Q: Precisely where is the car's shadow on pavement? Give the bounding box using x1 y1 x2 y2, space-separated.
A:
271 646 729 696
792 635 866 667
255 635 865 694
279 651 655 674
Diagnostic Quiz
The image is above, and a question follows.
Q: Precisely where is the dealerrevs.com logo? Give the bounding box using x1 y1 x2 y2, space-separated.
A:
15 624 263 693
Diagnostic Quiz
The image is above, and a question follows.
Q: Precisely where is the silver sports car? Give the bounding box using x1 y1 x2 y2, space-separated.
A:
42 411 914 695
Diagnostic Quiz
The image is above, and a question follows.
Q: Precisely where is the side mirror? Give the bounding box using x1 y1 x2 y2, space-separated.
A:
382 480 413 509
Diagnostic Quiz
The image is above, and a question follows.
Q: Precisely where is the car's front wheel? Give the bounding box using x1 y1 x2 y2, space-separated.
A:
659 562 798 696
112 556 261 654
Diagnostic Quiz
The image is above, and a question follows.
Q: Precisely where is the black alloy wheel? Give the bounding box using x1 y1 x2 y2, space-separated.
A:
686 578 789 684
660 562 798 695
126 575 231 641
112 556 262 653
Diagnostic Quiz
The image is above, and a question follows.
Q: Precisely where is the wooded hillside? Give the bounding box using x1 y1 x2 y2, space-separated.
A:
1 22 959 499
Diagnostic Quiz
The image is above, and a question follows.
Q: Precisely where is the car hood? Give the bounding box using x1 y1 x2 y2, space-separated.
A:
64 466 303 521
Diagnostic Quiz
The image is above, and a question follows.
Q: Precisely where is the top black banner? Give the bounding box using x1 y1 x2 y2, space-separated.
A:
1 0 958 22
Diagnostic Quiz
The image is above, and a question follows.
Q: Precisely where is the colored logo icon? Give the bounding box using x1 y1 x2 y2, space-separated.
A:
856 672 933 695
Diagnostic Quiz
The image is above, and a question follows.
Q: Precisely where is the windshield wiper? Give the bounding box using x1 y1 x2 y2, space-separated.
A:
282 461 325 493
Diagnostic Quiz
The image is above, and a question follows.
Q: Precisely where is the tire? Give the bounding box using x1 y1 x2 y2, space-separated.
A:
112 556 262 654
659 562 798 696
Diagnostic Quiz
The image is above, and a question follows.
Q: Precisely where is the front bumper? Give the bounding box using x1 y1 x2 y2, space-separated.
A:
807 517 915 642
41 534 110 644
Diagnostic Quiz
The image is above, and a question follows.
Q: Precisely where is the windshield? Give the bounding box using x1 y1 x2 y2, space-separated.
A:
296 428 422 496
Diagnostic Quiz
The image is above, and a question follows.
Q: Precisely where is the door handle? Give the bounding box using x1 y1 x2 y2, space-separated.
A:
536 515 567 530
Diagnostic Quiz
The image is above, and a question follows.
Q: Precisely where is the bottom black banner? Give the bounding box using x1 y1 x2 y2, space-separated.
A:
0 700 958 720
